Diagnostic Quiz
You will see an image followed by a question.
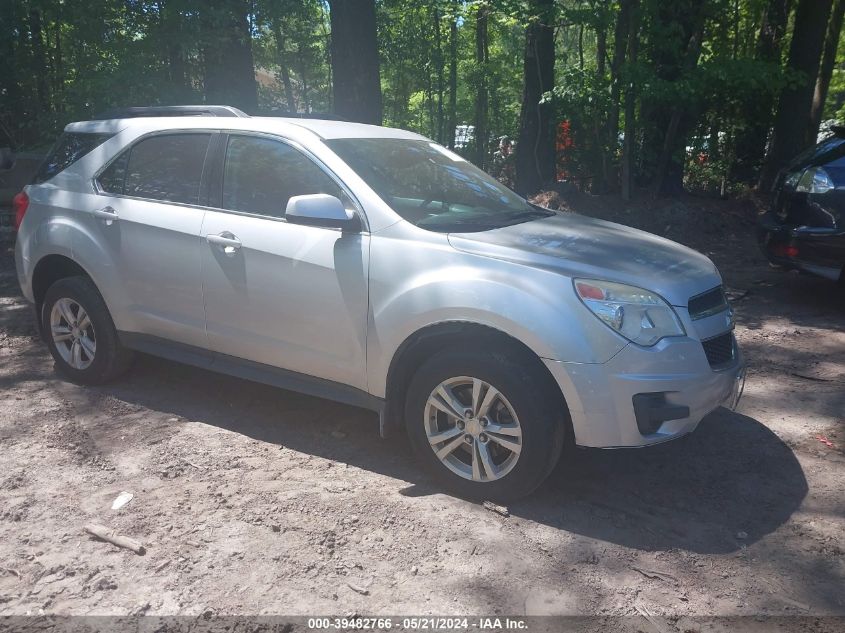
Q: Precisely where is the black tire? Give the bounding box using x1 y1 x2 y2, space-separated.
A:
405 348 566 502
41 276 134 385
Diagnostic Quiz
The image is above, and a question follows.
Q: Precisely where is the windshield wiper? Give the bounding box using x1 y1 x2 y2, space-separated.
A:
420 222 501 233
489 208 554 227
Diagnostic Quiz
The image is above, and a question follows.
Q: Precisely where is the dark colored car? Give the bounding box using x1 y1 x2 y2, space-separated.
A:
758 128 845 283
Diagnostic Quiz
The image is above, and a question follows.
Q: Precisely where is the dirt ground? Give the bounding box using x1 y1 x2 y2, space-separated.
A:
0 193 843 628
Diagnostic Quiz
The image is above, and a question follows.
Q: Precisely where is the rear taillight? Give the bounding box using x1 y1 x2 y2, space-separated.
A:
12 191 29 230
772 244 799 258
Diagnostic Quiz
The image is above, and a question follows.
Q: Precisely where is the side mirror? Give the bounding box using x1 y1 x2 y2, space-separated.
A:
285 194 360 231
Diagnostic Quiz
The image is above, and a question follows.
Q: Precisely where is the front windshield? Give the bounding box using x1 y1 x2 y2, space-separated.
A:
325 138 553 232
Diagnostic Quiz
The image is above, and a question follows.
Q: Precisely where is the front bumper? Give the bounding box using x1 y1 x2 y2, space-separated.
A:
544 333 745 448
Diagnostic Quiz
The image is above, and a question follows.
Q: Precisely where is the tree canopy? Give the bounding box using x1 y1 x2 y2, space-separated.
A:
2 0 843 197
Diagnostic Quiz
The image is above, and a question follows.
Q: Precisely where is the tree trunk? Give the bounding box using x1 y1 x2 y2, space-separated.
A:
447 3 458 148
760 0 834 190
0 4 21 146
53 11 63 111
514 0 556 195
809 0 845 142
732 0 792 182
200 0 258 113
651 10 706 196
621 0 641 201
329 0 382 125
28 8 49 114
320 3 333 110
474 3 489 168
272 19 297 112
298 42 309 114
607 0 634 189
638 1 708 194
593 10 609 193
434 7 445 143
578 24 585 70
163 0 189 103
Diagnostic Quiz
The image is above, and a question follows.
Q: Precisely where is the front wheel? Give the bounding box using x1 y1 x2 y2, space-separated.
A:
405 349 566 501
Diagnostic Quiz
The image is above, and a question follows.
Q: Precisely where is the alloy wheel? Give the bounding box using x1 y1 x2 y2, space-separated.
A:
50 298 96 370
424 376 523 482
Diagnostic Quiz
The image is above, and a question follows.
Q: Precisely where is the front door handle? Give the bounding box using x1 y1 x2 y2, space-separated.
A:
206 232 241 255
92 206 118 225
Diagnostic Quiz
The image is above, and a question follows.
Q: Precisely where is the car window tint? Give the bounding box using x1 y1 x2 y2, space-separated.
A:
97 151 130 195
123 134 211 204
32 132 114 184
222 135 341 218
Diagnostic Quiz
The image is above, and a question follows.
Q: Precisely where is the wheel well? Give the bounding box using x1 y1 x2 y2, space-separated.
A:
384 322 571 436
32 255 91 312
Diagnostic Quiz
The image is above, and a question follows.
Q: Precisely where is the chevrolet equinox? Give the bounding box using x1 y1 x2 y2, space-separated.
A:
14 106 745 500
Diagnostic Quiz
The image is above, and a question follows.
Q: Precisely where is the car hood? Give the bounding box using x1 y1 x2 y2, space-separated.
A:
447 212 720 307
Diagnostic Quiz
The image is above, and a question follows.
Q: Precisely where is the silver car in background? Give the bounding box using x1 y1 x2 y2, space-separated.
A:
14 106 745 500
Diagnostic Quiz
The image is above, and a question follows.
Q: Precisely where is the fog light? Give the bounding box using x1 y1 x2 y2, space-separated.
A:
632 393 690 435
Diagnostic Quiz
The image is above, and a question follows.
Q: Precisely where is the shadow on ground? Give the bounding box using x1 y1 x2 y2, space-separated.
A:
91 352 807 557
0 241 810 558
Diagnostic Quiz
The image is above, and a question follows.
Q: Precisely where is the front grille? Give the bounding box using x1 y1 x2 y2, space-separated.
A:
702 332 735 368
688 286 728 320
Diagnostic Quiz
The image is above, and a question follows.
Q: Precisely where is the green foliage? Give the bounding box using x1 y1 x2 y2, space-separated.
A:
1 0 843 196
551 65 612 173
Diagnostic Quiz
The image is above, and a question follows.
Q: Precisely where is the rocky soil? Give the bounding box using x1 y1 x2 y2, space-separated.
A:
0 193 842 630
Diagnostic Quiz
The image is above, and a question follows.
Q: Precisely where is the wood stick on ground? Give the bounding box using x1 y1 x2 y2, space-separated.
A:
482 500 510 517
84 523 146 555
631 565 679 584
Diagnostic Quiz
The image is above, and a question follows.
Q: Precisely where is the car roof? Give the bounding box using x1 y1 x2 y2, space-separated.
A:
64 115 428 141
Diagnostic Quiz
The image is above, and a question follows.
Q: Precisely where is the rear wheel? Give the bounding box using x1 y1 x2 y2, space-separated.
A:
405 349 566 501
42 276 134 384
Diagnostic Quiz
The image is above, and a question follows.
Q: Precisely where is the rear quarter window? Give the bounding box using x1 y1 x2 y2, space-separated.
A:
32 132 114 184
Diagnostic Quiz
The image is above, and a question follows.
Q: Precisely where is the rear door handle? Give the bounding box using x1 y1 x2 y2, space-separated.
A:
92 206 118 225
206 232 241 255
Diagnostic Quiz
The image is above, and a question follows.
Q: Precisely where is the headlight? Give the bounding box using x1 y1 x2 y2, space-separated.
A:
795 167 834 194
574 279 686 346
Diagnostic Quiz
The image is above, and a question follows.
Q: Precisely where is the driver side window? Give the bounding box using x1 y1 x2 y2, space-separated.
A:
222 135 344 219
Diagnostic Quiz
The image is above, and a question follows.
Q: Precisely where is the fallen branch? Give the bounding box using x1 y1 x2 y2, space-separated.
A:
482 501 510 517
154 559 170 573
84 523 146 555
789 372 836 383
632 566 678 584
347 582 370 595
634 604 666 633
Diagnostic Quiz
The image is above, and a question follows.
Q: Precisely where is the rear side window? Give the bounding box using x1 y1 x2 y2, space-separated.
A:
98 151 129 194
222 135 342 218
32 132 113 184
99 133 211 205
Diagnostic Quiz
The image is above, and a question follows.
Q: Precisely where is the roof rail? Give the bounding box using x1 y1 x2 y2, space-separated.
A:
255 109 347 122
92 105 249 120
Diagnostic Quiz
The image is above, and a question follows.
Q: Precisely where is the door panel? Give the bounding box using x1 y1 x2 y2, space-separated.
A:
85 132 213 347
201 211 370 389
90 196 207 347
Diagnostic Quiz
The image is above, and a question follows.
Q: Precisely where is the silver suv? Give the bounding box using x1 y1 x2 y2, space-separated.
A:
14 106 745 500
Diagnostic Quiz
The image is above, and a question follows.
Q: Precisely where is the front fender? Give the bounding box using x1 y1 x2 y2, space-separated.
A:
366 232 626 398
